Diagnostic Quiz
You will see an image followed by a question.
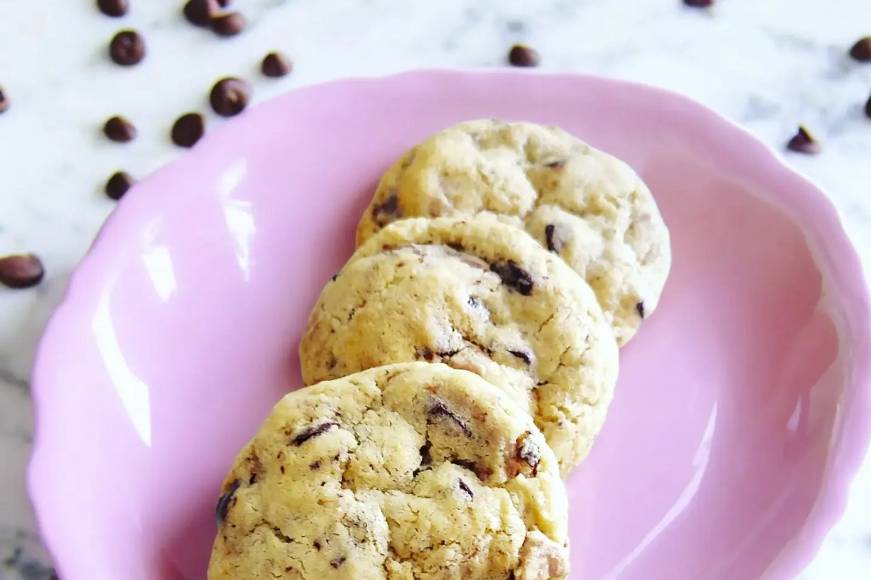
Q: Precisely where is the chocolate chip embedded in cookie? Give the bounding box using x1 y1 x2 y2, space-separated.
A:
300 215 619 473
355 119 672 345
207 363 569 579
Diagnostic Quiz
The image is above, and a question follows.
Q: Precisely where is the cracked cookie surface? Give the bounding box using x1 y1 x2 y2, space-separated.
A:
301 215 619 472
207 363 569 580
355 119 672 345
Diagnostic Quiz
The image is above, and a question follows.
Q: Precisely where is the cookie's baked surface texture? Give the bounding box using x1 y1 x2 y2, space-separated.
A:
301 216 619 472
356 119 671 345
208 363 569 580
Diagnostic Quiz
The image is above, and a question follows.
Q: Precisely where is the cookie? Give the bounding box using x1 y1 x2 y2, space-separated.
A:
356 119 672 345
208 362 569 579
301 215 619 472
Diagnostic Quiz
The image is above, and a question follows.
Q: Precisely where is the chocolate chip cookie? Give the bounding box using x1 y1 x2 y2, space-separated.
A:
301 215 619 473
207 362 569 579
356 119 671 345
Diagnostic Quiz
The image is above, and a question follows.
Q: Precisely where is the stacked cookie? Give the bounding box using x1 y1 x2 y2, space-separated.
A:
208 120 671 579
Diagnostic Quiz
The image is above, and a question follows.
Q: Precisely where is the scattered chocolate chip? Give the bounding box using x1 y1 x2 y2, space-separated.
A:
427 398 472 437
262 51 292 77
544 159 566 169
516 432 541 475
0 86 9 114
330 556 346 569
453 458 493 481
636 301 645 318
105 171 134 200
330 273 339 282
865 93 871 119
183 0 219 27
544 224 564 253
507 432 541 477
109 29 146 66
447 242 465 253
458 478 474 498
437 348 461 358
849 37 871 62
271 526 292 543
313 540 322 550
371 192 400 225
490 260 534 295
215 479 241 523
416 346 435 362
786 125 820 155
171 112 205 147
103 115 136 142
309 460 321 470
508 43 540 67
419 442 432 467
508 350 532 365
209 77 251 117
291 422 338 446
211 11 246 37
683 0 714 6
97 0 128 17
0 254 45 289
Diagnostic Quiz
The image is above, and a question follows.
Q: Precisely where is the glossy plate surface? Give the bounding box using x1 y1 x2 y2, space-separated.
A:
28 70 871 579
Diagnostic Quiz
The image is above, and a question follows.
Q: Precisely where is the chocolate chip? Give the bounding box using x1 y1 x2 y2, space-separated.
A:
786 125 820 155
0 86 9 114
330 556 346 569
508 350 532 365
453 458 493 481
490 260 534 295
209 77 250 117
447 242 465 252
211 11 246 36
215 479 241 523
109 29 145 66
508 44 540 67
309 460 321 470
97 0 128 17
544 159 566 169
103 115 136 142
516 432 541 475
437 348 461 358
171 112 205 147
183 0 219 27
416 346 435 362
291 422 338 446
105 171 134 200
427 398 472 437
458 478 474 498
683 0 714 6
0 254 44 289
544 224 564 253
371 192 400 225
419 442 432 467
313 540 322 551
865 93 871 119
507 432 541 478
849 37 871 62
636 301 645 318
262 51 292 77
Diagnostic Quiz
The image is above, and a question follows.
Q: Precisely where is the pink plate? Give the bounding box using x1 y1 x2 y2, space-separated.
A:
28 70 871 579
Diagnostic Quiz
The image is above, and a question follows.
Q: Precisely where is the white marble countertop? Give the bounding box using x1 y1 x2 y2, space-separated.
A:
1 0 870 578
